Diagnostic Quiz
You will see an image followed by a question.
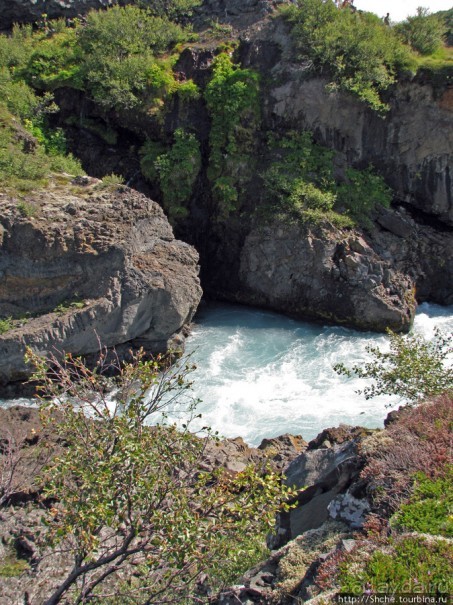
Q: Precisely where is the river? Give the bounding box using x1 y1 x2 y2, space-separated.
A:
182 302 453 446
1 302 452 446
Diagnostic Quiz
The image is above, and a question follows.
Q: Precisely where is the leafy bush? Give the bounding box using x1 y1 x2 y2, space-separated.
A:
91 173 126 192
205 53 260 217
282 0 413 112
77 6 189 110
335 327 452 404
22 28 82 90
153 128 201 221
336 166 391 227
140 138 166 182
26 348 293 603
395 8 445 56
262 131 388 228
262 131 335 223
0 317 14 334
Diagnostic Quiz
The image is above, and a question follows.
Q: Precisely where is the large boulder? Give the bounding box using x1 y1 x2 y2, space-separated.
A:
237 220 415 332
0 180 202 389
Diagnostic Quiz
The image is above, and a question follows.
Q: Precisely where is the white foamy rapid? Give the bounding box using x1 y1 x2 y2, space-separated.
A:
1 303 452 446
181 302 453 446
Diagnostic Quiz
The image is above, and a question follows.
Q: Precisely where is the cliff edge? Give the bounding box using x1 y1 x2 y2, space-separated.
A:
0 178 202 389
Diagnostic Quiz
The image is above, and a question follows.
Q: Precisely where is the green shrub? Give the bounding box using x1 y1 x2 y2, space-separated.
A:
395 8 445 56
140 138 166 182
76 6 189 110
25 348 293 603
96 173 125 189
282 0 413 112
392 468 453 537
336 166 391 227
205 53 260 217
335 328 453 404
339 536 453 594
0 556 30 577
0 317 14 334
22 28 82 90
153 128 201 221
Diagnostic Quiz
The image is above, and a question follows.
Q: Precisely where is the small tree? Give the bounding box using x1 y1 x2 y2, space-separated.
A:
26 347 292 604
395 7 445 56
334 328 452 405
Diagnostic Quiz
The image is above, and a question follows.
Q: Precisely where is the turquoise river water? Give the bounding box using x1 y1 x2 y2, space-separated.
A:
181 302 453 446
1 302 452 447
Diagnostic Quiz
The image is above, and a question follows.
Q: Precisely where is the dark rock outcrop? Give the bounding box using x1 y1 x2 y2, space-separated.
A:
0 181 202 389
1 0 118 30
270 425 371 550
236 221 415 332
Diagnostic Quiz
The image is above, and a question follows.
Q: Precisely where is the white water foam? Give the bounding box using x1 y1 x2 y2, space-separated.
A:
183 302 453 446
1 303 452 446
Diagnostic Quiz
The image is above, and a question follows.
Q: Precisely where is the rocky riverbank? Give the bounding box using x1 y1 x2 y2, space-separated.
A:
1 394 451 604
0 178 202 393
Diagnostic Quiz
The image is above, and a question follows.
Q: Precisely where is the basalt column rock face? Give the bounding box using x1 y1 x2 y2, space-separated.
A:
236 221 415 332
0 181 202 389
264 60 453 225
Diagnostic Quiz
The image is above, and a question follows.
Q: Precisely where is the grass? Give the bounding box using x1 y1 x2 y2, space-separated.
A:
0 556 30 577
54 299 86 315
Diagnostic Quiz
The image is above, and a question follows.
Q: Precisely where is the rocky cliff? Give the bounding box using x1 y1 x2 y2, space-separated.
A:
0 178 202 390
235 222 415 332
41 5 452 332
1 0 452 338
1 0 117 30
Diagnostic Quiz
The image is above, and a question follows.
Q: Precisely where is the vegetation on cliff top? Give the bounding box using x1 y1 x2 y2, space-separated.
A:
282 0 451 112
0 2 451 225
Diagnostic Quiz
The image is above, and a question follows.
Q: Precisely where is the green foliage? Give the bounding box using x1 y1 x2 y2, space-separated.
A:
140 138 166 182
395 8 445 56
96 173 125 189
0 555 30 577
436 8 453 45
77 6 189 110
0 317 14 335
53 299 86 315
282 0 413 112
263 131 336 221
22 28 82 90
0 24 35 72
262 131 388 228
0 7 196 114
339 535 453 593
335 327 453 404
153 128 201 221
336 166 391 227
0 26 84 192
205 53 260 217
17 201 38 218
392 468 453 537
26 348 292 603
